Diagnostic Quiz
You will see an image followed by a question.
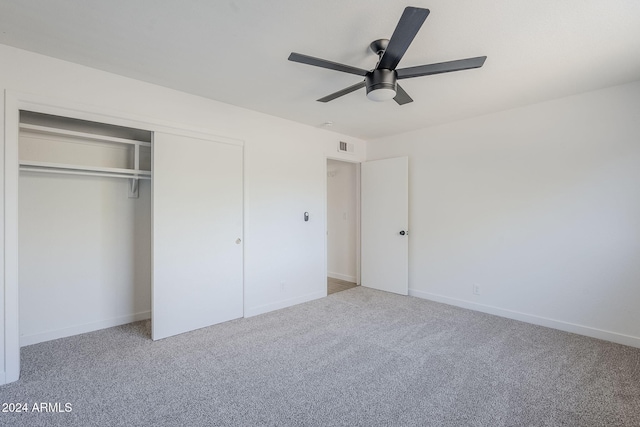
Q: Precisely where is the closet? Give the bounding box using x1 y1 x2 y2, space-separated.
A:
18 111 153 346
16 110 244 347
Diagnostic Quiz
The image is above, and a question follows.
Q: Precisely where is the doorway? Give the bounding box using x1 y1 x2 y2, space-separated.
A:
326 159 360 294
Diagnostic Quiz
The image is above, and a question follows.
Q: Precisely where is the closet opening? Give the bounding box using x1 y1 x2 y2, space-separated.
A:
18 110 153 346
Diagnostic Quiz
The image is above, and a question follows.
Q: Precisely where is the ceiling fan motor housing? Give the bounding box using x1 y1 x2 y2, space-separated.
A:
365 69 397 95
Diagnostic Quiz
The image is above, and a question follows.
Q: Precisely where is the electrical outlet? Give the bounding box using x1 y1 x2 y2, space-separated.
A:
473 284 481 295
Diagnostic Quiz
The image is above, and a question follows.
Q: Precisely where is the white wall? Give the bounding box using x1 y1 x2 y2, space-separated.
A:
367 80 640 347
327 159 357 282
19 175 151 345
0 43 366 383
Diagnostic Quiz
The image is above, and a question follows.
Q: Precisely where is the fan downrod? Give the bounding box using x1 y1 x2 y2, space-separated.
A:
369 39 389 57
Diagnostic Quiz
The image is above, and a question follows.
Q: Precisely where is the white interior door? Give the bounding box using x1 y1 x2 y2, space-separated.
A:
361 156 408 295
152 132 243 340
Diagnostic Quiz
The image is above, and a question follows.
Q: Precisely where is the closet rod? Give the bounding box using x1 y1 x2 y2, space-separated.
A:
19 167 152 180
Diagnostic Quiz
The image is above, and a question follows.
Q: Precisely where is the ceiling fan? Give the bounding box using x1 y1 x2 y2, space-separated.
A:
288 7 486 105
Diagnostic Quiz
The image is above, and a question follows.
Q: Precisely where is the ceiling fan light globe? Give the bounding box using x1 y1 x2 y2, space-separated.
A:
366 88 396 102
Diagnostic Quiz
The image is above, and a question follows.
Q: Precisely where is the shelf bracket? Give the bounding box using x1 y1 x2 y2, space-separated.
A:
128 178 139 199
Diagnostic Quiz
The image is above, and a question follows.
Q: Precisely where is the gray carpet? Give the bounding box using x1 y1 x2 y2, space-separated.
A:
1 287 639 427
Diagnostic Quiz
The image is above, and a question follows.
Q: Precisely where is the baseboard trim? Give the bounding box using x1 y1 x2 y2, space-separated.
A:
245 291 326 318
409 289 640 349
20 311 152 347
328 272 357 283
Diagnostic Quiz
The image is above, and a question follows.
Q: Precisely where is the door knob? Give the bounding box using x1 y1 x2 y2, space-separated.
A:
399 230 407 236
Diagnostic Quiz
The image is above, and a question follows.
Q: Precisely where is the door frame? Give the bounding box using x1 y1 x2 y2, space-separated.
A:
325 156 361 289
2 90 243 384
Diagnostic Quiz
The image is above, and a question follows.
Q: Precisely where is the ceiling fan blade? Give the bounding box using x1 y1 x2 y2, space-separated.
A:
396 56 487 79
377 7 430 70
289 53 369 77
394 84 413 105
317 81 366 102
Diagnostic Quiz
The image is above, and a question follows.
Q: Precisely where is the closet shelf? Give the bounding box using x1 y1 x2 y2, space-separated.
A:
19 123 152 147
19 160 152 180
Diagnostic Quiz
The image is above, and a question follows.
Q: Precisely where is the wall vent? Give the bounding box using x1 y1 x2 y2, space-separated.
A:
338 141 354 154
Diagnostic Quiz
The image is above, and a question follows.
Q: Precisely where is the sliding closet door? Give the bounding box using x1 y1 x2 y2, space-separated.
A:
152 132 243 340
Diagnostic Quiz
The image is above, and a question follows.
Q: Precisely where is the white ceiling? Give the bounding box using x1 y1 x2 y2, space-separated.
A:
1 1 639 139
